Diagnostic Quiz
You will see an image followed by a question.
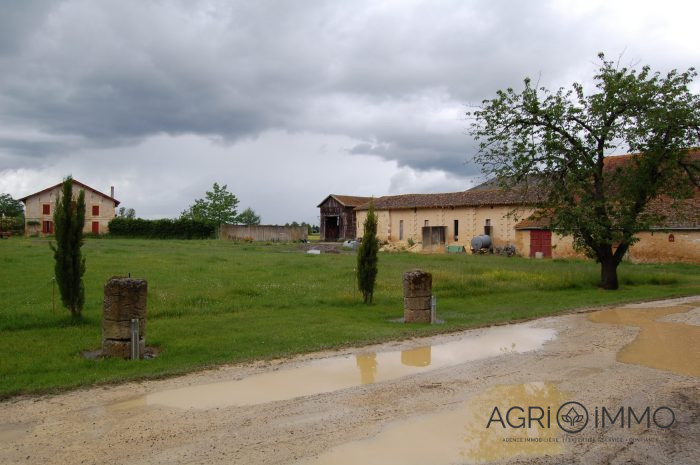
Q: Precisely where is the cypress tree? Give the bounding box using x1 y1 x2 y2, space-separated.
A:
357 200 379 304
50 177 86 319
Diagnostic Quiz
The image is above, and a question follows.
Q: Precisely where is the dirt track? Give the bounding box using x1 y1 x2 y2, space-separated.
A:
1 296 698 465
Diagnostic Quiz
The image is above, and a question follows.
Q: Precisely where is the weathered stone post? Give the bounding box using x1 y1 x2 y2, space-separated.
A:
403 270 432 323
102 277 147 359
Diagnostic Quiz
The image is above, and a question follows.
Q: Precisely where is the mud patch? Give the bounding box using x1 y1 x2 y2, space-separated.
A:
117 325 556 409
589 305 700 377
298 382 567 465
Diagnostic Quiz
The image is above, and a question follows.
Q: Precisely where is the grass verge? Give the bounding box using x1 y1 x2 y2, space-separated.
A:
1 237 698 398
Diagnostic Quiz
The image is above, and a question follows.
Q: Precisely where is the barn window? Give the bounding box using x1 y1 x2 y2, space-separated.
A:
454 219 459 241
424 220 429 227
92 205 99 216
399 220 404 240
42 204 50 215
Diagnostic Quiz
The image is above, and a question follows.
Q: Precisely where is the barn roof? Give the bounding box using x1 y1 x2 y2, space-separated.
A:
317 194 372 208
515 195 700 230
19 179 120 206
355 150 699 213
354 187 543 211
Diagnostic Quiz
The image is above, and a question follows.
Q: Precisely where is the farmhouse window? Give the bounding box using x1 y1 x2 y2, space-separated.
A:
399 220 404 240
42 204 50 215
424 220 429 226
92 205 99 216
454 219 459 241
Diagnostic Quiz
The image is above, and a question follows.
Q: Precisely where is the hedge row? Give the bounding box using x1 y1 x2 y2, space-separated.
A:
108 218 216 239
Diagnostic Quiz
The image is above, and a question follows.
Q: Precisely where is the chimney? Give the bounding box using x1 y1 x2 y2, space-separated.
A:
110 186 115 198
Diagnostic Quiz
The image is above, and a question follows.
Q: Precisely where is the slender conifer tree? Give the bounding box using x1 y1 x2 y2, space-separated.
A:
357 200 379 304
51 177 86 319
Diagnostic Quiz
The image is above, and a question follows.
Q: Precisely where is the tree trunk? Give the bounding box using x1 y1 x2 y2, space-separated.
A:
600 258 619 290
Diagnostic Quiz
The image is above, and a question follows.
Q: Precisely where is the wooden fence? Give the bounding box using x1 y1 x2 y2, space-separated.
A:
219 224 308 242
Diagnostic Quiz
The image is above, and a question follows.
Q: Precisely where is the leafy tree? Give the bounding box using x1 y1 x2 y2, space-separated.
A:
237 207 261 225
470 54 700 289
117 206 136 219
50 177 86 319
181 182 239 226
0 193 24 217
357 200 379 303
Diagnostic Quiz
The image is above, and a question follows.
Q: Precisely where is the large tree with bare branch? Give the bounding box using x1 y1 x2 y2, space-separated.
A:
470 54 699 289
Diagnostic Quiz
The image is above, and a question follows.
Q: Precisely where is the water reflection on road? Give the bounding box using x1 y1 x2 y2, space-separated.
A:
116 325 556 409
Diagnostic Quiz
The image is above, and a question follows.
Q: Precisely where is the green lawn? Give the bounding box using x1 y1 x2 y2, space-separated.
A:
1 237 698 398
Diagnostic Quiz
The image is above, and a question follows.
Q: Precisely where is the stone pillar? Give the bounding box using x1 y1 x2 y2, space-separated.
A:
102 277 147 358
403 270 432 323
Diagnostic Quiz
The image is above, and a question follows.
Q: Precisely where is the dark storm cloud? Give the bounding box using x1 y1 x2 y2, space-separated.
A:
0 0 697 175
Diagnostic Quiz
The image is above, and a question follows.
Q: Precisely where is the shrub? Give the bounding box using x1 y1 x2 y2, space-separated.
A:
0 216 24 235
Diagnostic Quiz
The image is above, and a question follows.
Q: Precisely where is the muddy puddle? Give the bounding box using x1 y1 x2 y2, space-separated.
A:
117 325 556 409
589 304 700 377
298 382 567 465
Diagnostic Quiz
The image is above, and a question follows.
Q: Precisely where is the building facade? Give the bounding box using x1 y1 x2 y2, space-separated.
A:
20 180 120 236
354 189 538 253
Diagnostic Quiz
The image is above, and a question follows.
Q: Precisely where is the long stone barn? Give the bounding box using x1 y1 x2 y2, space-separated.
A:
342 155 700 264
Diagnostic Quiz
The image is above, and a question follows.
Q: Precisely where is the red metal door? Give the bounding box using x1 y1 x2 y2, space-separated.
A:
92 221 99 234
530 230 552 258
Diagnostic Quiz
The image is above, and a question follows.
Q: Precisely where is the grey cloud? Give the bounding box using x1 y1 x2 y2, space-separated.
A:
0 0 697 176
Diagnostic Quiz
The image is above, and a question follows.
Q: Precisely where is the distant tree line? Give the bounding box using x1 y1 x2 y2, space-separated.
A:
107 182 259 239
284 221 319 234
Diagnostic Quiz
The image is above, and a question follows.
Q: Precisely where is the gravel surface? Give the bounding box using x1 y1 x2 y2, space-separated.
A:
1 296 698 465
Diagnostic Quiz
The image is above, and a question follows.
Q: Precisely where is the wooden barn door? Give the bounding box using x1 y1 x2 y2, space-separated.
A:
530 230 552 258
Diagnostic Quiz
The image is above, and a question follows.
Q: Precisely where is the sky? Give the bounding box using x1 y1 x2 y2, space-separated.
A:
0 0 698 224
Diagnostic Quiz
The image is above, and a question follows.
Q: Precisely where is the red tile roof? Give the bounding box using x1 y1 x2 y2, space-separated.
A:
317 194 372 208
19 179 120 206
514 217 551 230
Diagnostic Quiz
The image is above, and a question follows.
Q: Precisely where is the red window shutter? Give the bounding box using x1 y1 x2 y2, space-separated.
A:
43 204 50 215
92 221 99 234
92 205 99 216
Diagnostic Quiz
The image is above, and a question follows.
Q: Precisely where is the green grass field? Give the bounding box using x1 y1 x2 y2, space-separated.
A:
1 237 698 398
